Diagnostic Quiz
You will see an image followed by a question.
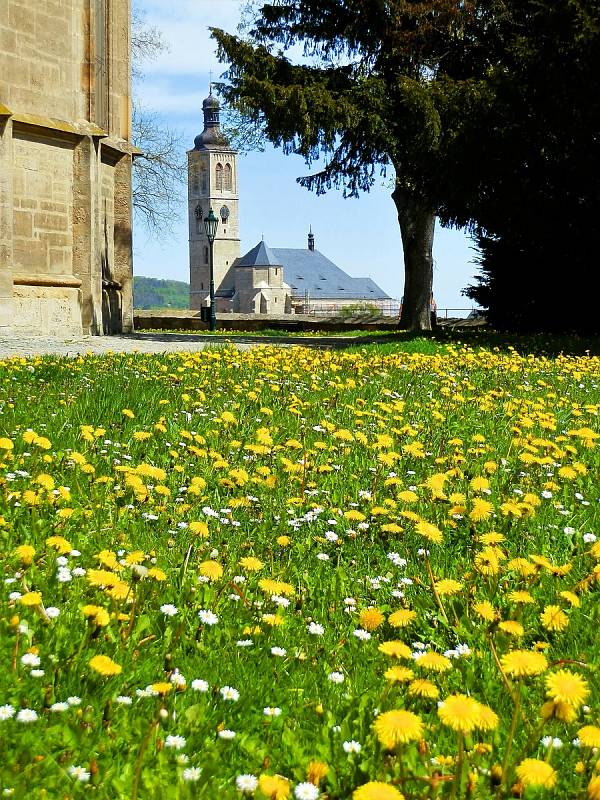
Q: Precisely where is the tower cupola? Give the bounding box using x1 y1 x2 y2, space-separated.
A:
194 87 230 150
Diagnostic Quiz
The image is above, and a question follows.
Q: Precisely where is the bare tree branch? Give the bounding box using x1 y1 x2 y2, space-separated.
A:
131 3 185 238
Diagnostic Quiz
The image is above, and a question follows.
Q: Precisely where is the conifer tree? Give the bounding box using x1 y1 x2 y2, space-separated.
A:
212 1 483 331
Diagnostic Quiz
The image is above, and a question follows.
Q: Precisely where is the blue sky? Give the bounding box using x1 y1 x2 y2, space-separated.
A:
133 0 480 311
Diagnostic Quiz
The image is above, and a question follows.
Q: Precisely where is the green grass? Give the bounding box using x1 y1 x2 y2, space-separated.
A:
0 342 599 798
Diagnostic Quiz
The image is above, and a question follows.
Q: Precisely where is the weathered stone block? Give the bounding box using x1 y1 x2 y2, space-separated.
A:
13 209 32 237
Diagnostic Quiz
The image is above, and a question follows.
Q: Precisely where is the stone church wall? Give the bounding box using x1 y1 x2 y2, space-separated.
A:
0 0 134 335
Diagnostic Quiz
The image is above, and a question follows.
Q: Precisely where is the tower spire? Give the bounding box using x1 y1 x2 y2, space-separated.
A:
308 226 315 251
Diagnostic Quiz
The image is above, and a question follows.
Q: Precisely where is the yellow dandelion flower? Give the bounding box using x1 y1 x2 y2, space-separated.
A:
498 620 524 637
106 581 130 601
438 694 482 733
276 536 291 547
589 776 600 800
384 666 414 683
478 532 505 545
540 700 578 723
374 709 423 748
239 556 264 572
378 641 412 659
122 408 135 418
515 759 557 789
344 510 366 522
476 704 499 730
500 501 522 518
500 650 548 677
258 579 294 597
14 545 35 565
507 557 536 576
87 569 122 588
148 567 166 581
473 600 496 622
470 476 490 492
258 774 290 799
434 579 463 597
381 523 403 534
398 490 418 503
82 605 110 627
474 548 500 576
359 607 385 631
199 560 223 581
415 520 443 544
545 670 589 708
0 437 14 450
89 655 122 676
19 591 42 607
35 473 55 491
306 761 329 786
558 465 578 480
508 590 535 604
559 590 580 607
469 499 494 522
541 604 569 632
151 682 173 695
46 535 72 554
578 726 600 748
388 609 417 628
261 614 284 627
189 521 209 537
415 652 453 673
408 679 439 699
353 782 404 800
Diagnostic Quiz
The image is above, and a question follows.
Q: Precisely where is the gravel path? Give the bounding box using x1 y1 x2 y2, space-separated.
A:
0 334 260 358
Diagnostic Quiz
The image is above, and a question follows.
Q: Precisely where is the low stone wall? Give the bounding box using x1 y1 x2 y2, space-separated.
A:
134 310 400 333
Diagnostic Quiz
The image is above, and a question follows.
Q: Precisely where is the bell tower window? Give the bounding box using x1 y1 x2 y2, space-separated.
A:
200 166 207 192
215 163 223 191
224 163 232 192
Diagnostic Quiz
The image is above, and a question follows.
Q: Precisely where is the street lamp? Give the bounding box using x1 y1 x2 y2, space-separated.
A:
203 207 218 331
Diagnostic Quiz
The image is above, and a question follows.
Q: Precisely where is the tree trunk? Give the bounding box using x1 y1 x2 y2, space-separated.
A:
393 186 436 331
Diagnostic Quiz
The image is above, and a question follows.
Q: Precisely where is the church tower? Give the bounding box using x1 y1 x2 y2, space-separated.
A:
188 90 240 310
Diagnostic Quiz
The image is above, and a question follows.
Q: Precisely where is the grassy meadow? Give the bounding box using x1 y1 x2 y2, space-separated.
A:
0 341 599 799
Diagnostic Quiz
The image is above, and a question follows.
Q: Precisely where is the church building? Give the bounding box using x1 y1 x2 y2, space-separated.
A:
0 0 135 335
188 92 390 314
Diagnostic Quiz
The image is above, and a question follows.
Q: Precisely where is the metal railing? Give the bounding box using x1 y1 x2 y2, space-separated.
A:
297 303 479 319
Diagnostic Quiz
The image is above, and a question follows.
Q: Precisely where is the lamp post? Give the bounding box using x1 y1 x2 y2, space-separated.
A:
203 207 218 331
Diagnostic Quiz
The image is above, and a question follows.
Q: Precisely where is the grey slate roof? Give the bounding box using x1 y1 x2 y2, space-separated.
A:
235 241 281 268
272 248 390 300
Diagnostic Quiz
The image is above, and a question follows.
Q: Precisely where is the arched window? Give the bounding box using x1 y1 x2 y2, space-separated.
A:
200 166 207 192
192 169 199 195
215 163 223 191
224 163 232 192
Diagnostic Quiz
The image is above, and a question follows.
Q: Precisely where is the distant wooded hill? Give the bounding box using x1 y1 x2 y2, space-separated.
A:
133 277 189 310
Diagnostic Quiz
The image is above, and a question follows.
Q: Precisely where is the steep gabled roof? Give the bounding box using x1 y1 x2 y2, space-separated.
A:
235 241 281 268
272 248 390 300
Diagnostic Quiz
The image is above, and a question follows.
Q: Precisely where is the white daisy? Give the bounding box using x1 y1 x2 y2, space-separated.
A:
68 766 90 783
165 735 187 750
198 609 219 625
236 774 259 793
182 767 202 782
294 783 320 799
